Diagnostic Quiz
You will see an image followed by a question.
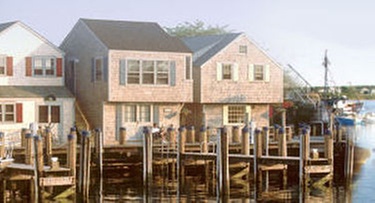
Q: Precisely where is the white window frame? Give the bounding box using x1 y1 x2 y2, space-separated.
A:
32 56 56 77
239 45 247 54
126 59 171 85
0 103 15 123
248 64 270 82
0 55 6 76
123 104 153 123
217 62 239 81
223 105 251 125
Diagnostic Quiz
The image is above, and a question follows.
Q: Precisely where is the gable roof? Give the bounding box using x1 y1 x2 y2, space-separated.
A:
0 21 17 33
80 18 191 53
0 21 64 55
182 33 242 67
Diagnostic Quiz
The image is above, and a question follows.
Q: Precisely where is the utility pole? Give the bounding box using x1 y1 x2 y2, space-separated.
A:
323 50 330 99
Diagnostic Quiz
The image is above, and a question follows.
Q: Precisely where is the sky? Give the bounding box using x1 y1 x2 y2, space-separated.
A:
1 0 375 87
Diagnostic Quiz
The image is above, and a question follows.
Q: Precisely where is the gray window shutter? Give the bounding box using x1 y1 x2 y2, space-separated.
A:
115 104 122 141
120 59 127 85
170 61 176 86
91 58 95 82
103 56 108 82
153 105 159 124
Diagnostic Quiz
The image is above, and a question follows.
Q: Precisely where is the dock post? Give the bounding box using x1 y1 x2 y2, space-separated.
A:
0 132 4 159
186 126 195 143
94 128 103 202
79 130 91 200
168 127 176 150
44 127 52 166
21 128 27 147
242 125 250 155
345 130 355 187
33 135 43 203
300 128 310 192
177 127 186 187
218 127 230 196
278 128 287 157
232 126 240 143
119 127 126 145
143 127 153 187
254 128 263 196
274 124 280 142
324 129 334 186
67 131 77 177
200 126 208 153
25 130 33 165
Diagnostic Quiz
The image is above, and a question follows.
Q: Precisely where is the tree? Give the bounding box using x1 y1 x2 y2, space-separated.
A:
165 20 231 37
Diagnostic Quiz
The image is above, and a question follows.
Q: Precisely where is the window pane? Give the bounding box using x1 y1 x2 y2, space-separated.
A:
39 106 49 123
185 56 191 80
95 58 102 81
0 57 5 75
142 61 154 84
254 65 264 81
156 61 169 84
228 105 246 124
128 60 140 84
51 106 60 123
46 58 55 75
124 105 136 122
4 104 14 122
139 105 150 122
239 45 247 54
222 64 232 80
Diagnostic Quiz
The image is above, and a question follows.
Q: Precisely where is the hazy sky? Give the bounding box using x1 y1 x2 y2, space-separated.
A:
1 0 375 86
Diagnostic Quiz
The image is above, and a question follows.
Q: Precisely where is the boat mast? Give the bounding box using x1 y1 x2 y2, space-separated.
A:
323 50 330 99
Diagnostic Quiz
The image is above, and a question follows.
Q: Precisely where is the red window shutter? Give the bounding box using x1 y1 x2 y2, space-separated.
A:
6 57 13 76
16 103 23 123
25 57 32 76
56 58 63 77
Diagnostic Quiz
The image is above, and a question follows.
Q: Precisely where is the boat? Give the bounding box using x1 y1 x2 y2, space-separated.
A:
363 112 375 124
333 98 364 126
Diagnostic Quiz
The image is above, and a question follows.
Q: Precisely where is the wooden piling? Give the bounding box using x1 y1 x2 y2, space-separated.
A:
25 131 33 165
242 125 250 155
274 125 280 142
254 129 263 193
79 130 91 200
143 127 153 187
21 128 27 147
67 132 77 177
0 132 4 159
300 128 310 189
94 129 103 178
119 127 126 145
218 127 230 196
200 126 208 153
33 135 43 203
345 130 355 186
232 126 240 143
324 129 334 163
44 127 52 166
168 127 176 150
278 128 287 157
177 127 186 186
262 127 269 156
186 126 195 143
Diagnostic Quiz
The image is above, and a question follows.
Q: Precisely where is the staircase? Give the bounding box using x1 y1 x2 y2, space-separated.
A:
75 102 90 132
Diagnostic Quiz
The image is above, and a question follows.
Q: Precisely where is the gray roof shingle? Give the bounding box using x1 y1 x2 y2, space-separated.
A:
182 33 241 67
0 86 74 98
81 19 191 53
0 21 17 33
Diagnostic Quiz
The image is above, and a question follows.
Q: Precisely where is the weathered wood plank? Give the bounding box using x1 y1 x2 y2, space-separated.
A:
304 165 332 174
40 176 75 187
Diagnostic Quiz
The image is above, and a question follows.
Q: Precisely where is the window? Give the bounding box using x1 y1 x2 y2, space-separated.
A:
142 61 154 84
123 59 173 85
0 104 15 122
222 64 232 80
124 105 136 122
95 58 103 81
185 56 191 80
0 56 5 75
33 56 56 76
123 104 152 123
128 60 140 84
139 105 151 122
254 65 264 81
156 61 169 84
228 105 246 124
38 105 60 123
239 45 247 54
